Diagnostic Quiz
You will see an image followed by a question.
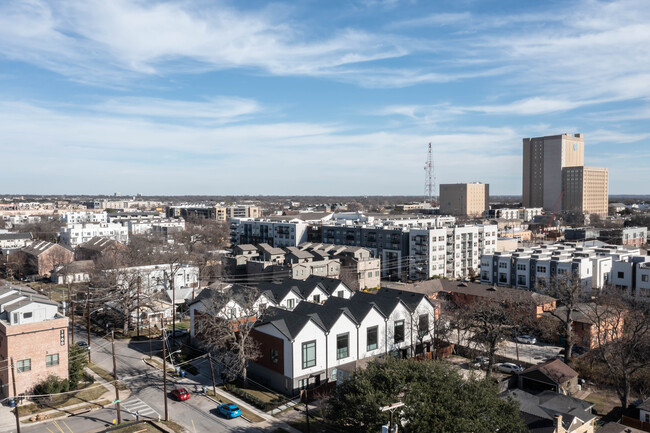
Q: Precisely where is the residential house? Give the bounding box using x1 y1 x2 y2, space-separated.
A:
74 237 126 262
0 284 69 398
505 389 596 433
16 241 74 277
519 359 580 395
50 260 94 285
0 232 33 251
441 279 556 321
545 304 623 349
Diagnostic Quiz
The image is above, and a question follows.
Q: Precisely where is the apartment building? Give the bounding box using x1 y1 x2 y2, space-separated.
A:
231 218 309 247
60 222 129 248
0 232 33 250
610 255 650 297
480 243 640 291
167 204 261 222
61 211 108 224
562 166 609 218
486 207 543 221
321 221 497 281
439 183 489 218
523 133 585 209
0 284 69 398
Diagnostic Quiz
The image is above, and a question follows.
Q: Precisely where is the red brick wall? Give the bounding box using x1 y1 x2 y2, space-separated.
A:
0 316 69 397
250 329 284 375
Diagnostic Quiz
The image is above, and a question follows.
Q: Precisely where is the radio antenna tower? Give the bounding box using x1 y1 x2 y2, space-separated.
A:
424 142 435 204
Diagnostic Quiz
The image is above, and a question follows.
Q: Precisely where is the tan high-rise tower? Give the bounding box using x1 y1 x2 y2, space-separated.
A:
439 183 489 217
522 134 584 210
562 166 609 218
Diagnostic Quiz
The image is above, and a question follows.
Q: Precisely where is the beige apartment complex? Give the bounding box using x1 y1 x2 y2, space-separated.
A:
523 134 585 210
562 166 609 218
439 183 489 217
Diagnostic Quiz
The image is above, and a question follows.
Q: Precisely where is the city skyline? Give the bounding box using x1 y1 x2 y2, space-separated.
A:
1 0 649 195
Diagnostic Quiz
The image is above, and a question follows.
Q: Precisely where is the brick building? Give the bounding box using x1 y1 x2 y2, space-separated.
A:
0 284 69 398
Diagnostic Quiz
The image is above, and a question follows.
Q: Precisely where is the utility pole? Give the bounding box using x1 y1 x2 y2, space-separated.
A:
208 353 217 396
380 402 405 433
10 358 21 433
70 291 75 345
87 285 92 363
149 316 152 360
162 327 169 421
136 276 141 338
111 331 122 424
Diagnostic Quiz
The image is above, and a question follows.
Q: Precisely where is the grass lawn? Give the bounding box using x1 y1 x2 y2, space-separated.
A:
221 382 279 404
88 363 129 391
206 390 265 423
18 383 108 416
107 422 161 432
584 389 623 422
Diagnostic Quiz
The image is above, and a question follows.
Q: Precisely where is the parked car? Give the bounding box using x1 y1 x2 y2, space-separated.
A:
171 388 190 401
558 345 589 357
470 356 490 369
516 335 537 345
217 403 241 419
76 341 90 351
495 363 523 374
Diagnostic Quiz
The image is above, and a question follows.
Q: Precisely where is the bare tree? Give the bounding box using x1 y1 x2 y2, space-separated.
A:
199 286 262 384
458 300 510 377
539 272 588 363
585 290 650 409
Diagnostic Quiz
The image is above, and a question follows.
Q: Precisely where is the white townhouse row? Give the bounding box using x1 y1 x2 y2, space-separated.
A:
60 222 129 248
188 279 438 396
480 242 642 292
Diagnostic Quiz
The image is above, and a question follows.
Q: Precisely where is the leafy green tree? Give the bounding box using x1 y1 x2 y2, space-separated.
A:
328 358 526 433
69 343 89 389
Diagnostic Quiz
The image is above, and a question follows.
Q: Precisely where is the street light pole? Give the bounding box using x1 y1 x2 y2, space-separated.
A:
162 326 169 421
87 285 91 363
111 331 122 424
10 358 21 433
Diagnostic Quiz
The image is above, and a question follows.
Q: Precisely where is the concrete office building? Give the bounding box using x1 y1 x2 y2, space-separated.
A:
439 183 489 218
562 166 609 218
523 134 585 210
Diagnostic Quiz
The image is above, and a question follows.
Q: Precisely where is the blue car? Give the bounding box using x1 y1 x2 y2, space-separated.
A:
218 403 241 419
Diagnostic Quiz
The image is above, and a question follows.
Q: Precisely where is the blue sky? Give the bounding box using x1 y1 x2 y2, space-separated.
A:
1 0 649 196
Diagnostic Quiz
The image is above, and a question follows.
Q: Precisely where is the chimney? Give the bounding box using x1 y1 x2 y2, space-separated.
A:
554 415 563 433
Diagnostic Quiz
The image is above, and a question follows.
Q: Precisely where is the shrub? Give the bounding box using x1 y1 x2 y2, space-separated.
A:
33 375 70 396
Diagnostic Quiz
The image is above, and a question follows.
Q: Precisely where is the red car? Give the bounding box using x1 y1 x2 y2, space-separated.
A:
171 388 190 401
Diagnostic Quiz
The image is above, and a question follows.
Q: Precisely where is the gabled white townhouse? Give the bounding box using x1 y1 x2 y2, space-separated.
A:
248 288 438 396
188 283 277 340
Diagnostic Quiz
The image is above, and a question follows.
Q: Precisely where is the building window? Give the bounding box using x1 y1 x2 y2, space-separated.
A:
270 349 279 365
642 275 648 282
336 291 344 298
17 359 31 373
367 326 378 351
617 272 624 279
368 272 372 278
336 333 349 360
23 312 33 319
394 320 405 343
287 299 295 310
313 295 320 304
46 354 59 367
498 262 507 269
418 314 429 337
302 340 316 369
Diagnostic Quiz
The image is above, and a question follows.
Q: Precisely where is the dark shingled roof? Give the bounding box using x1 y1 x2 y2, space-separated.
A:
439 279 556 305
293 301 357 330
78 237 123 252
505 389 595 432
0 232 32 241
350 291 408 316
324 295 385 322
301 276 350 295
257 306 325 340
522 359 578 386
256 281 304 305
376 287 438 311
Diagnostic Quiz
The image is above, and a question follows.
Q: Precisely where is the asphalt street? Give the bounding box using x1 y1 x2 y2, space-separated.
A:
18 326 253 433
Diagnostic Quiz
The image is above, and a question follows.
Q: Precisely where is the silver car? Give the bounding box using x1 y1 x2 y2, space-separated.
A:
516 335 537 345
496 363 523 374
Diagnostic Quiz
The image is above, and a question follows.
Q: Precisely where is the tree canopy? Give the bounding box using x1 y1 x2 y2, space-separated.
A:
327 358 526 433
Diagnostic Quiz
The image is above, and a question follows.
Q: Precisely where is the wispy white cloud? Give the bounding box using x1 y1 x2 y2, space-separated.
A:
0 0 413 86
92 96 263 124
